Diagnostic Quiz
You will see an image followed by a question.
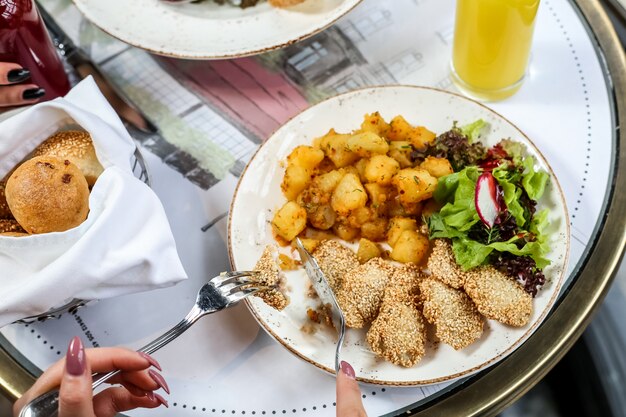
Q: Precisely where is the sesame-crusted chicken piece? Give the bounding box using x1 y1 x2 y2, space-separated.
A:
419 278 484 350
253 245 290 311
383 263 424 309
336 257 394 328
427 239 469 289
312 240 359 292
464 266 533 327
367 301 427 367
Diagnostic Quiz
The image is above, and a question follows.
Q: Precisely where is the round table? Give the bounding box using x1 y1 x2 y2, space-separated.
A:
1 0 626 415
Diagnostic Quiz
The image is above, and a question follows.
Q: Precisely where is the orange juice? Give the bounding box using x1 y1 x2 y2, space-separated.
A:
451 0 540 101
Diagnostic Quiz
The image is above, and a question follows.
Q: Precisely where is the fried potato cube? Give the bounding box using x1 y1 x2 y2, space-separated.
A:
287 145 325 170
464 266 533 327
392 168 438 205
364 183 393 215
355 158 368 183
320 132 360 168
295 237 321 253
420 156 454 178
312 128 336 149
357 238 382 264
388 141 413 168
422 198 443 218
387 115 413 141
271 201 307 241
367 302 427 367
387 217 418 246
307 204 336 230
364 155 400 185
331 173 368 215
360 111 390 137
281 165 312 201
409 126 437 150
346 132 389 157
419 278 484 350
314 169 344 194
313 240 359 291
390 230 429 264
360 217 388 242
332 221 360 241
347 206 373 228
336 258 394 328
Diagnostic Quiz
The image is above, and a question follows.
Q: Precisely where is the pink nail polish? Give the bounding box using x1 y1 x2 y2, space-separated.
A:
139 352 162 371
154 393 169 408
340 361 356 380
146 391 155 402
148 369 170 394
66 336 86 376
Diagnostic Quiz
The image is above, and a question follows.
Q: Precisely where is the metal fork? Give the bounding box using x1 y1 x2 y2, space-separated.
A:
19 271 269 417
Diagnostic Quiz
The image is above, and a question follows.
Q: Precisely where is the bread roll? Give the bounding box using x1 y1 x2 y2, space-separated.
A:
0 181 11 219
5 156 90 234
34 130 104 187
0 219 26 234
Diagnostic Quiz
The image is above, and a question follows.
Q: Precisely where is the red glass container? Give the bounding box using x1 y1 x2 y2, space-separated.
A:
0 0 70 101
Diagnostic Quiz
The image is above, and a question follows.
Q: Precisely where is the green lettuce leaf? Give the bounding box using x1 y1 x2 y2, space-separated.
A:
521 156 549 200
459 119 487 143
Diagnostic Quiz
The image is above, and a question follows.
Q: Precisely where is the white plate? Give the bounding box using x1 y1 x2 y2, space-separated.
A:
71 0 362 59
228 86 570 386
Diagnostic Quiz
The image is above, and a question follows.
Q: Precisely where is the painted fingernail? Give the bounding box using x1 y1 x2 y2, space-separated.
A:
139 352 162 371
66 336 86 376
146 391 155 402
7 68 30 83
340 361 355 380
154 393 169 408
22 87 45 100
148 369 170 394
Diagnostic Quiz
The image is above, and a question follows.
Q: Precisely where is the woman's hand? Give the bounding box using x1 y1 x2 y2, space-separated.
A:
336 361 368 417
13 337 168 417
0 62 45 108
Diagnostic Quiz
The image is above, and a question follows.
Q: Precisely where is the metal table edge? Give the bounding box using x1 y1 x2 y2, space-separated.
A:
409 0 626 415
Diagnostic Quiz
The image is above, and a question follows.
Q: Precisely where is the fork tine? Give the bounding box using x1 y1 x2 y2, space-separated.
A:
211 271 258 286
226 286 272 304
223 283 276 297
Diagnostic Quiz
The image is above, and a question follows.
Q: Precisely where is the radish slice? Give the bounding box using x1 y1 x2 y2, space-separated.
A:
475 172 500 228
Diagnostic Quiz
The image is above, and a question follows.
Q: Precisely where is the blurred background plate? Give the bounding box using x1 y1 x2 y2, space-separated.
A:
71 0 362 59
228 85 570 386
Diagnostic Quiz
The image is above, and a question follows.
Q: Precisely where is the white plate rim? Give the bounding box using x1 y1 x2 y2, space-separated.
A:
227 85 571 386
71 0 364 60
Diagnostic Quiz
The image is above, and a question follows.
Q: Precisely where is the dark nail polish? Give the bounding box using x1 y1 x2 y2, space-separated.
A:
154 393 169 408
139 352 162 371
7 68 30 83
148 369 170 394
66 336 86 376
23 88 45 100
340 361 355 380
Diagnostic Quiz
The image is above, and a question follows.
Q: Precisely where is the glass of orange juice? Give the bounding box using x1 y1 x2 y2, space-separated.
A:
451 0 540 101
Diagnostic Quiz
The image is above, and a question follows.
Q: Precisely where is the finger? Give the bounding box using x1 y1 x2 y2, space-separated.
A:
0 62 30 85
58 336 95 417
25 348 159 398
92 387 167 417
336 361 367 417
106 369 169 394
0 84 45 107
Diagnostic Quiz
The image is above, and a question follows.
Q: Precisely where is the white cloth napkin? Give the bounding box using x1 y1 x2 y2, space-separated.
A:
0 77 187 326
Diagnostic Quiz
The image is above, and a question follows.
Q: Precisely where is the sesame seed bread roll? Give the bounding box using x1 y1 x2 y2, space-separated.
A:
5 156 90 234
34 130 104 187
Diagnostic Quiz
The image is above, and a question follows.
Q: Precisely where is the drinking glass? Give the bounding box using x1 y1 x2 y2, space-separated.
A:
451 0 540 101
